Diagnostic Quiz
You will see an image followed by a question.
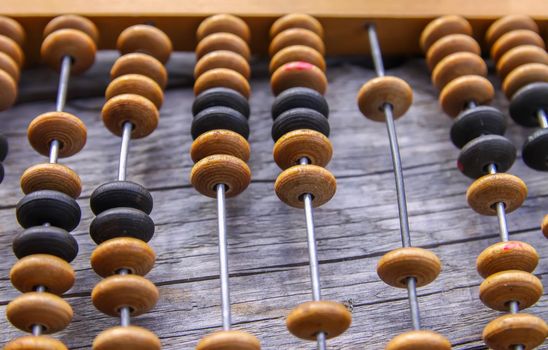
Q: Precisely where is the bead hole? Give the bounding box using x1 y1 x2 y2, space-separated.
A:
116 306 135 314
298 193 315 202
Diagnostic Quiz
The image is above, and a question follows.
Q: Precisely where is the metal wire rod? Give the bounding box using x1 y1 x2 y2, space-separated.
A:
486 164 509 242
118 122 133 181
118 269 131 326
47 55 72 164
31 285 46 335
216 183 232 330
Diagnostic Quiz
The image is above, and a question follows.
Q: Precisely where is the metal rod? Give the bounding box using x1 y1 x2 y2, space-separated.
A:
406 277 421 330
508 301 524 350
56 55 71 112
466 101 478 110
118 269 131 326
368 24 385 77
49 139 60 164
216 183 232 331
118 122 133 181
31 285 46 335
538 109 548 129
487 164 510 242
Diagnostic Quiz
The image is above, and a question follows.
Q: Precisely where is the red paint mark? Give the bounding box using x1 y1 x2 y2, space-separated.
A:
284 61 315 72
456 160 464 172
503 242 522 251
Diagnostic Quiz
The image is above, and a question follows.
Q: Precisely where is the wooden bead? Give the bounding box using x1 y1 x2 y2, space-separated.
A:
274 164 336 208
466 173 527 216
0 51 20 81
420 15 472 52
20 163 82 198
111 53 167 89
426 33 481 71
10 254 75 295
486 15 539 48
542 214 548 238
6 292 73 333
91 237 156 278
273 129 332 169
432 52 487 90
491 30 545 63
269 28 325 57
43 15 99 44
503 63 548 99
0 34 24 67
197 14 250 43
0 69 17 111
479 270 543 311
439 75 494 117
194 68 250 99
105 74 164 109
102 93 159 138
93 326 161 350
385 330 452 350
27 111 87 158
194 50 251 79
190 154 251 198
41 29 96 75
377 247 441 288
190 129 250 163
271 61 327 96
196 32 250 61
286 301 351 340
357 76 413 121
92 274 159 317
477 241 539 279
270 14 324 39
497 45 548 80
117 25 172 64
196 330 261 350
270 45 326 74
0 16 25 46
483 313 548 350
4 336 68 350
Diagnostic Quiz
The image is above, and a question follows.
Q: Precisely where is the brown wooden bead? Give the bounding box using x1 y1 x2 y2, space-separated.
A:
420 15 472 53
0 34 24 67
479 270 543 311
92 326 161 350
477 241 539 279
41 29 96 74
10 254 75 295
483 313 548 350
43 15 99 44
357 76 413 121
486 15 539 48
106 74 164 109
270 13 324 39
503 63 548 99
117 25 172 64
269 45 326 74
385 330 452 350
491 30 545 63
190 129 250 163
111 53 168 89
6 292 73 333
286 301 351 340
196 330 261 350
194 50 251 79
195 32 250 61
4 336 68 350
269 28 325 57
274 164 336 208
190 154 251 198
102 93 159 139
0 69 17 111
91 237 156 278
28 111 87 158
92 274 159 317
542 214 548 238
0 51 20 81
194 68 250 99
426 34 481 71
466 173 527 216
377 247 441 288
271 61 327 96
439 75 494 117
21 163 82 198
432 52 487 90
497 45 548 80
273 129 332 169
0 16 25 46
197 14 250 43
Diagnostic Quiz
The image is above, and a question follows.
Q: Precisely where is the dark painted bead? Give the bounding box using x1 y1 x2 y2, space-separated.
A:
271 87 329 120
522 128 548 171
89 207 155 244
450 106 506 148
0 133 7 161
509 82 548 127
90 181 153 215
457 135 516 179
271 107 330 142
191 106 249 140
0 162 3 184
192 87 250 118
16 190 81 231
13 225 79 262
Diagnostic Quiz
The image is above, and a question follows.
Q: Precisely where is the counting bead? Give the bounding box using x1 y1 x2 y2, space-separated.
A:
194 50 251 79
357 76 413 121
272 87 329 119
102 93 159 138
92 326 161 350
197 14 250 43
111 53 168 89
450 106 506 149
190 154 251 198
16 190 81 231
479 270 543 311
286 301 351 340
271 108 330 142
196 330 261 350
43 15 99 44
457 135 516 179
0 35 24 67
89 207 155 244
0 51 20 81
20 163 82 198
192 87 250 118
385 330 452 350
271 61 327 96
0 16 25 46
90 180 153 215
91 237 156 277
426 34 481 71
432 52 487 90
0 133 7 161
117 25 172 64
269 45 326 74
502 63 548 99
0 69 17 111
4 336 68 350
483 313 548 350
190 129 250 163
194 68 251 99
466 173 527 216
270 13 324 39
486 15 539 48
6 292 73 333
542 215 548 238
0 163 4 183
41 29 96 74
273 129 332 169
377 247 441 288
274 164 336 208
491 30 545 63
196 32 250 61
191 106 249 140
509 82 548 127
497 45 548 79
269 28 325 56
477 241 539 278
10 254 74 295
13 225 78 262
105 74 163 109
420 15 472 52
440 75 494 117
27 111 87 158
522 128 548 171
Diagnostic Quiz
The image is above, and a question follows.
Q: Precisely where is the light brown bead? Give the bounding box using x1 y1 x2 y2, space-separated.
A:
43 15 99 44
106 74 164 109
466 173 527 216
10 254 75 295
377 247 441 288
385 330 452 350
274 164 336 208
273 129 332 169
432 52 487 90
20 163 82 198
190 154 251 198
92 274 159 317
111 53 168 89
270 13 324 39
357 76 413 121
439 75 494 117
92 326 161 350
91 237 156 278
6 292 73 333
102 93 159 139
0 16 25 46
491 30 545 63
420 15 472 53
190 129 250 163
41 29 96 74
502 62 548 99
4 336 68 350
0 69 17 111
194 50 251 79
542 214 548 238
271 61 327 96
483 313 548 350
426 34 481 71
195 32 250 61
117 25 172 64
194 68 250 99
0 34 24 67
497 45 548 80
479 270 543 311
286 301 351 340
27 111 87 158
269 45 326 74
269 28 325 57
196 330 261 350
486 15 539 48
477 241 539 279
0 51 20 81
197 14 250 43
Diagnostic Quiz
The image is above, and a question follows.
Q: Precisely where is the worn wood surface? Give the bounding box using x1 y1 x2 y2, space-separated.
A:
0 53 547 349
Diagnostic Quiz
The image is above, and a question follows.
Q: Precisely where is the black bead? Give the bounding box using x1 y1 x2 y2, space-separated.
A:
191 106 249 140
509 82 548 127
0 133 7 161
522 128 548 171
16 190 81 231
271 107 330 141
450 106 506 149
89 207 155 244
90 181 153 215
457 135 516 179
0 162 3 184
13 225 78 262
192 87 250 118
271 87 329 120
